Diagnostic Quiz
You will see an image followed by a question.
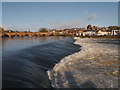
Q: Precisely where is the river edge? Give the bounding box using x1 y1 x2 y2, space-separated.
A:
47 37 119 88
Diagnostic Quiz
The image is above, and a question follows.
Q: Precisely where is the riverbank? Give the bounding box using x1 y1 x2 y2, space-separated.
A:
52 35 120 39
76 35 120 39
47 37 119 88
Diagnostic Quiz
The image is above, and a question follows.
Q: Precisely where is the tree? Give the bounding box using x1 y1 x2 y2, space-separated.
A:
5 30 14 33
39 28 48 32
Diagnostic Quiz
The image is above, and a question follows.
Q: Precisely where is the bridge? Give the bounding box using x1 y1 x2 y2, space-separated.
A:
0 32 54 38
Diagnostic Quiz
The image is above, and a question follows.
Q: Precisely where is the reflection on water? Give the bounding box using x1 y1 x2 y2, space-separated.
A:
2 36 65 53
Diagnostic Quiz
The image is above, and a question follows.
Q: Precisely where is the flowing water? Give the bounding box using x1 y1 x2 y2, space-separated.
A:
2 36 119 88
47 37 119 88
2 37 81 88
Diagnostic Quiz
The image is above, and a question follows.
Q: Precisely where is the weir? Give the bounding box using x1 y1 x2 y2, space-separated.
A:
2 37 81 88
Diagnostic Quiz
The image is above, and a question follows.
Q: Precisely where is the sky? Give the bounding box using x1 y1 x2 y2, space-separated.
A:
1 0 120 2
1 2 119 32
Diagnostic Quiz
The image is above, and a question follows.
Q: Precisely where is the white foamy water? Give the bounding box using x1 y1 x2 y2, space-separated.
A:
47 37 119 88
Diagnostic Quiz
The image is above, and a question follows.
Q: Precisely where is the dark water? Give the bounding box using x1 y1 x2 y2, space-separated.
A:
2 37 81 88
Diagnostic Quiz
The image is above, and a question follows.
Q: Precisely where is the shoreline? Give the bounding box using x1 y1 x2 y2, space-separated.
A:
1 35 120 39
47 37 119 88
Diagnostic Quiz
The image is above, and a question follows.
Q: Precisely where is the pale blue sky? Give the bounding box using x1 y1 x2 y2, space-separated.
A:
2 0 120 2
2 2 119 32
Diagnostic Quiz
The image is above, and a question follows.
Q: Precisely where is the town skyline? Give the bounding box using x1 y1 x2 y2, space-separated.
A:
2 2 119 32
0 24 119 38
1 24 119 32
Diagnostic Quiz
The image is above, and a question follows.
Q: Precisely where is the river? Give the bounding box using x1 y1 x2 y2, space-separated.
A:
2 36 119 88
2 36 81 88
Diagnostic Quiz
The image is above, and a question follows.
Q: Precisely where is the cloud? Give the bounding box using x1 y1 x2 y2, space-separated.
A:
2 24 19 30
2 20 85 32
84 10 88 14
2 24 43 32
2 24 32 31
50 20 85 29
86 13 98 21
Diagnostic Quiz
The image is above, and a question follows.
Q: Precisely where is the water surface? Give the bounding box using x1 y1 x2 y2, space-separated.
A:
2 37 81 88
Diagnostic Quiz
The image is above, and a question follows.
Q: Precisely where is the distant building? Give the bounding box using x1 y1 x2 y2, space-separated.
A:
82 30 95 36
71 28 84 31
92 26 97 30
111 30 120 35
95 30 111 36
108 26 119 30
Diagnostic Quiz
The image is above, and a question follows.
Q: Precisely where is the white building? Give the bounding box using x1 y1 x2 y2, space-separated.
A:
82 30 95 36
111 30 120 35
96 30 111 36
